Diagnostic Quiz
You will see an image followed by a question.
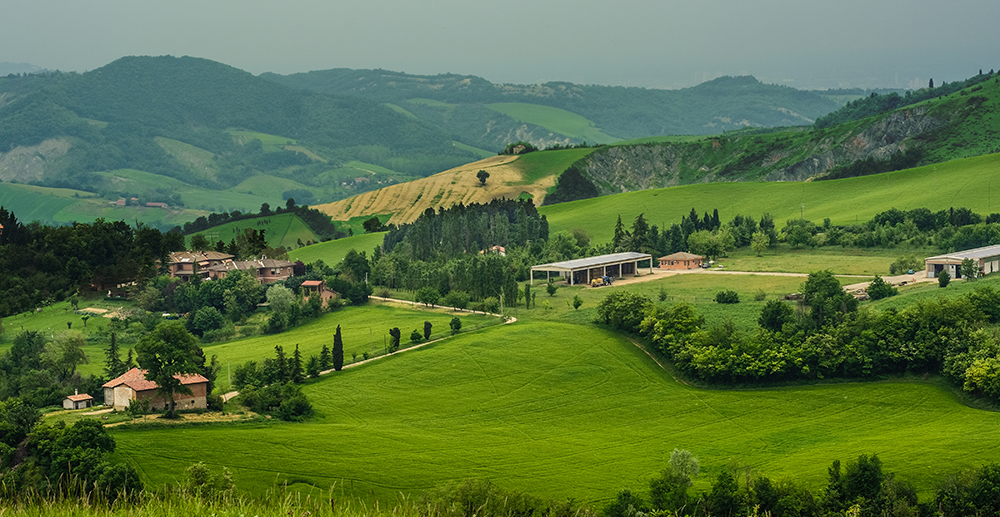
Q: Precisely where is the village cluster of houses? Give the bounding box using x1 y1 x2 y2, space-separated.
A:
166 251 298 283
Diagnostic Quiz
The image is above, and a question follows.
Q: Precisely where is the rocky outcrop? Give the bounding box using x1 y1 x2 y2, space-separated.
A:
578 107 946 192
765 108 944 181
0 138 71 183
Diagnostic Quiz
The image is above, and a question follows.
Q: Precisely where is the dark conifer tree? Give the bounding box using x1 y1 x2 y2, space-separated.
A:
104 332 125 379
274 345 288 382
689 208 700 230
712 209 721 230
291 344 304 383
423 321 432 341
612 215 627 250
319 344 332 370
124 347 137 370
333 325 344 371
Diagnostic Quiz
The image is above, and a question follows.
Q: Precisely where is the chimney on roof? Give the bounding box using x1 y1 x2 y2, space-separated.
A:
74 388 78 395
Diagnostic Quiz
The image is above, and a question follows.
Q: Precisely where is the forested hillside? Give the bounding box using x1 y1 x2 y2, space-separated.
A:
262 69 844 144
0 56 477 219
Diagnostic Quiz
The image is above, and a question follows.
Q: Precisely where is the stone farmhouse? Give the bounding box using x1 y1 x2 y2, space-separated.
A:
103 367 209 411
167 251 235 281
205 258 296 284
166 251 297 284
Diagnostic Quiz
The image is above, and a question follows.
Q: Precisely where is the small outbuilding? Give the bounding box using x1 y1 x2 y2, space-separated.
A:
300 280 338 307
658 252 704 270
63 391 93 410
530 252 653 285
925 244 1000 279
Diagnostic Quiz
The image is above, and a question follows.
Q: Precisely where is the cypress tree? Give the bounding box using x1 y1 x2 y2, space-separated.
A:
319 344 332 370
423 321 432 341
291 344 304 383
523 282 531 309
104 332 125 378
274 345 288 382
124 347 137 370
333 325 344 371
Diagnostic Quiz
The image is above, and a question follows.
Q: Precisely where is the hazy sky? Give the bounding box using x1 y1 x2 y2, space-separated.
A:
3 0 998 89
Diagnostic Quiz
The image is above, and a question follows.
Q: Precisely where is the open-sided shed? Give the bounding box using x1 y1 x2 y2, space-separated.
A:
530 252 653 285
925 244 1000 279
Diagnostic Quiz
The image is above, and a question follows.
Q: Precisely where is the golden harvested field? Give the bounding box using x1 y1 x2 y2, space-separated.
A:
314 155 555 225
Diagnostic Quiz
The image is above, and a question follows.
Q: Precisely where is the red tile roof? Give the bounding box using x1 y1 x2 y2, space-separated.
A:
300 280 323 287
103 367 209 392
66 393 93 402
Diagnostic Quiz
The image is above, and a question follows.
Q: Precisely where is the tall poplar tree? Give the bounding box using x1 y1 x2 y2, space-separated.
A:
333 325 344 371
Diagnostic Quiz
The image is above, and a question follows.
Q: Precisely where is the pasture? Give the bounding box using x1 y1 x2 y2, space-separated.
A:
186 212 320 250
539 152 1000 241
486 102 620 144
111 320 1000 503
202 302 499 391
289 232 386 265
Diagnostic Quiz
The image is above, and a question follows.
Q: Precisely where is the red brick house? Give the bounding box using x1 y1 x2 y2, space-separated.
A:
658 252 704 270
102 367 209 411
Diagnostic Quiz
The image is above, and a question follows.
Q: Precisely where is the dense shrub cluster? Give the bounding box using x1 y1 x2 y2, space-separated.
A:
597 271 1000 401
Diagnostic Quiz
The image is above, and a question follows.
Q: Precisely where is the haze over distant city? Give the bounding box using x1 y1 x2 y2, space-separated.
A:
3 0 998 90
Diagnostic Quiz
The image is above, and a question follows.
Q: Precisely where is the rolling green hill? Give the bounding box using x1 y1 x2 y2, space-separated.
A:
289 231 386 265
263 69 843 143
186 212 320 250
485 103 620 143
564 73 1000 194
540 152 1000 242
0 55 477 217
111 313 1000 502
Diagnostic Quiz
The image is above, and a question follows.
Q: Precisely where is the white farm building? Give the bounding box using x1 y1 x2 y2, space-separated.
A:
925 244 1000 279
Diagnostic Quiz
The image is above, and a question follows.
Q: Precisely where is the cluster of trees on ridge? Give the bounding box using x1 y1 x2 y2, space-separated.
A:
814 69 998 128
596 270 1000 402
180 198 346 250
0 207 184 317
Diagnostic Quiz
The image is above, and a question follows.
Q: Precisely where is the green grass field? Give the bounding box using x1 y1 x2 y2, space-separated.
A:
203 303 497 391
511 147 597 183
540 152 1000 242
186 212 320 250
111 319 1000 503
0 183 88 223
289 232 386 265
486 103 620 144
228 130 298 153
453 141 495 159
155 137 220 183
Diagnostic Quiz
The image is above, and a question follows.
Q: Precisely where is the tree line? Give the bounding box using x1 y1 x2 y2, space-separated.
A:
0 207 184 317
597 271 1000 403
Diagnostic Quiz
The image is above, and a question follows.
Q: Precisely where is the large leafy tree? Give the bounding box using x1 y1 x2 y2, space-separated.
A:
135 321 205 418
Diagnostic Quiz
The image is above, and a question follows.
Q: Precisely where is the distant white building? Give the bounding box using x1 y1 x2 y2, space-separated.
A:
925 244 1000 279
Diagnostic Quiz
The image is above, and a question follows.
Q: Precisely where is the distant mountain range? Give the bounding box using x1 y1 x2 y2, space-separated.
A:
0 62 48 76
0 55 878 227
